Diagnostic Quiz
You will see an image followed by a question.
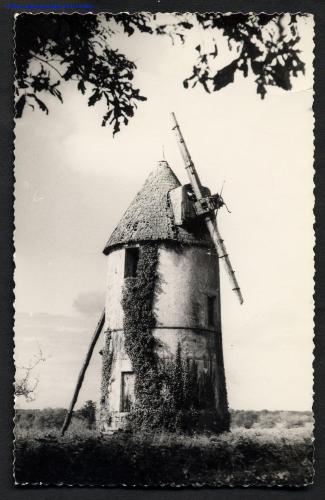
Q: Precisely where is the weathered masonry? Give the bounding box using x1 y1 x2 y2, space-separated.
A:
99 160 230 433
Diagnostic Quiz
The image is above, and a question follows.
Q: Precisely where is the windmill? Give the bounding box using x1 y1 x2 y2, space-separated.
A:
61 113 243 436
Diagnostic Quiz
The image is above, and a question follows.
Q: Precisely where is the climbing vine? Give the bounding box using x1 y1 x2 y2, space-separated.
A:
121 243 161 429
157 345 224 432
100 331 113 426
121 243 229 432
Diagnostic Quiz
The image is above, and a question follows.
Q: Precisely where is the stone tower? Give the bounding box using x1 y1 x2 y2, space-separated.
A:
99 161 230 433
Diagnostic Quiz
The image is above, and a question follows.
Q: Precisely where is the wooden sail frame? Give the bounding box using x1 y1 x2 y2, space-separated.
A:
171 112 244 305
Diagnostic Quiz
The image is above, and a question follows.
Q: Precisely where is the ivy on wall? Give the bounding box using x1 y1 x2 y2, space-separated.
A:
100 331 113 427
121 243 161 428
119 242 230 433
157 345 228 432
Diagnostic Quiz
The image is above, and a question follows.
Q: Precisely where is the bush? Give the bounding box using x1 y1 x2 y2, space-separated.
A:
230 410 313 430
14 426 313 486
15 404 97 435
14 409 314 486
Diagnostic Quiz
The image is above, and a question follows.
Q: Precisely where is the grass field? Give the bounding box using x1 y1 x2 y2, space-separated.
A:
14 410 314 486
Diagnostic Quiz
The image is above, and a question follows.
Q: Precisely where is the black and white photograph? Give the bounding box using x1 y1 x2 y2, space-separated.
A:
13 12 314 486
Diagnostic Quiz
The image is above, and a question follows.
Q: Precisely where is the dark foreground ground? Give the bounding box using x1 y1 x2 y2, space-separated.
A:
14 410 314 486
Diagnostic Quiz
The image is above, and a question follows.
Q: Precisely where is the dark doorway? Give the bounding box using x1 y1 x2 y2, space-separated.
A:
121 372 135 412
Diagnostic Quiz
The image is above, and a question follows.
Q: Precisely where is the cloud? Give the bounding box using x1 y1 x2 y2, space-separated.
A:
73 291 105 316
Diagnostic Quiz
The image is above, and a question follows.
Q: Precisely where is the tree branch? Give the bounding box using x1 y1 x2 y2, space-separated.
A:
30 52 65 78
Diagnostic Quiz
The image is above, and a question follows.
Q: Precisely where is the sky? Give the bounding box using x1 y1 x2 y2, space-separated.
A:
14 14 314 411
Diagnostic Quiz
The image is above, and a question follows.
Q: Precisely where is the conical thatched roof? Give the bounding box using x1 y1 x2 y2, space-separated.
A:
103 161 213 255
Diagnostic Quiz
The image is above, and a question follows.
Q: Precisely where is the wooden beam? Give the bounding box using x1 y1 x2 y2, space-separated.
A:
61 310 105 436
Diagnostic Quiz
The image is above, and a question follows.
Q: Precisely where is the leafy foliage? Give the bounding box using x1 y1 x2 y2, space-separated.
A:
117 244 228 433
15 408 66 431
184 13 306 98
155 351 223 432
14 421 313 485
15 13 147 135
230 409 314 430
120 243 161 428
99 332 114 428
15 13 307 133
75 400 97 429
100 332 113 406
15 403 98 433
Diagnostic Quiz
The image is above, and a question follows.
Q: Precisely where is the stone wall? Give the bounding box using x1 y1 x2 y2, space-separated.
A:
100 243 229 432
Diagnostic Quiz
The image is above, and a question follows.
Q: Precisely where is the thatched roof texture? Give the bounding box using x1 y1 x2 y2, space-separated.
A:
103 160 212 254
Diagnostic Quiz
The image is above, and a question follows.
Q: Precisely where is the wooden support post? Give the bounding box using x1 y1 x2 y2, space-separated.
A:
61 310 105 436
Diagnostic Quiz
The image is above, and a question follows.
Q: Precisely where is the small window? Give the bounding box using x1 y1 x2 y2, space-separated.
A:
207 296 216 327
124 247 139 278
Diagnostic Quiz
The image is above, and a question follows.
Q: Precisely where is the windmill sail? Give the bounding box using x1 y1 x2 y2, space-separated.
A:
171 112 243 305
207 218 244 304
